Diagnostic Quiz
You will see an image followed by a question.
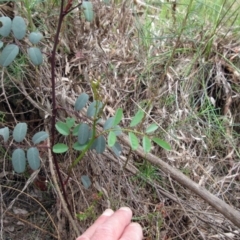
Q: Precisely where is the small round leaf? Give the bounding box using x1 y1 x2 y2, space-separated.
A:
75 93 89 111
13 122 27 143
142 135 151 153
53 143 68 153
0 127 9 142
130 109 144 127
87 100 103 118
0 44 19 67
82 1 94 22
28 32 43 44
128 132 139 150
145 123 158 134
27 147 40 170
55 121 70 136
28 47 43 65
0 16 11 37
108 131 116 147
78 123 90 145
32 131 49 145
73 142 88 151
111 142 122 157
152 138 171 151
92 135 106 154
81 175 91 189
12 148 26 173
103 117 114 130
12 16 27 40
113 108 123 126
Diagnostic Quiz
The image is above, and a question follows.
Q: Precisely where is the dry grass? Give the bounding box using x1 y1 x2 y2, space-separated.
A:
1 0 240 239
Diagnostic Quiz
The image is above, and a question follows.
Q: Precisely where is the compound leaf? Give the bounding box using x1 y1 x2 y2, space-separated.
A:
66 117 75 129
92 135 106 154
53 143 68 153
0 44 19 67
13 122 27 142
128 132 139 150
27 147 40 170
111 141 122 157
82 1 94 22
113 108 123 126
81 175 91 189
78 123 90 145
145 123 158 134
12 148 26 173
0 127 9 142
152 137 171 151
28 47 43 65
0 16 11 37
32 131 48 145
130 109 144 127
75 93 89 111
142 135 151 153
28 32 43 44
12 16 26 40
108 131 116 147
56 121 70 136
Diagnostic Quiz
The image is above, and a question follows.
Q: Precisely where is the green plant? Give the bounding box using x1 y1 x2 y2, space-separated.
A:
0 0 171 214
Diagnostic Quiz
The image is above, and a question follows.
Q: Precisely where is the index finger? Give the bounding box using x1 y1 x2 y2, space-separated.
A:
91 207 133 240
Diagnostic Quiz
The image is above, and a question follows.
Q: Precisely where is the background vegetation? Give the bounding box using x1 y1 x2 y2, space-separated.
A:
1 0 240 239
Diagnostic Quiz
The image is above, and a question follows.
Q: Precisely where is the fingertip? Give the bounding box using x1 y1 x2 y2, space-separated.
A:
102 209 114 216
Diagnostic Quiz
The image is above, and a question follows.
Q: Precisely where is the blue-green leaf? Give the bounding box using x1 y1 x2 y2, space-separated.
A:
28 32 43 44
130 109 144 127
0 127 9 142
111 142 122 157
142 135 151 153
55 121 70 136
0 16 11 37
152 138 171 150
81 175 91 189
12 148 26 173
112 125 122 136
75 93 89 111
0 41 3 49
87 100 103 118
53 143 68 153
103 117 114 130
28 47 43 65
12 16 26 40
27 147 40 170
32 131 49 145
128 132 139 150
145 123 158 134
78 123 90 145
108 131 116 147
92 135 106 154
0 44 19 67
82 1 94 22
13 123 27 142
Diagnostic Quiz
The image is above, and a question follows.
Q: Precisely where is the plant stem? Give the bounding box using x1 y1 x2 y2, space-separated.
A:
50 0 72 214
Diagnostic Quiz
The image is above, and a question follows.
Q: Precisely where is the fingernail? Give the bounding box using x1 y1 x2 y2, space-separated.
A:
102 209 114 216
119 207 131 212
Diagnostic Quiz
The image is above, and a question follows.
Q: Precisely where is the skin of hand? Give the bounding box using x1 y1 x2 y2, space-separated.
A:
76 207 143 240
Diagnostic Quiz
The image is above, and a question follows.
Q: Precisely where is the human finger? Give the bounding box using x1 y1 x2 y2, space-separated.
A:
119 222 143 240
91 207 133 240
76 209 114 240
